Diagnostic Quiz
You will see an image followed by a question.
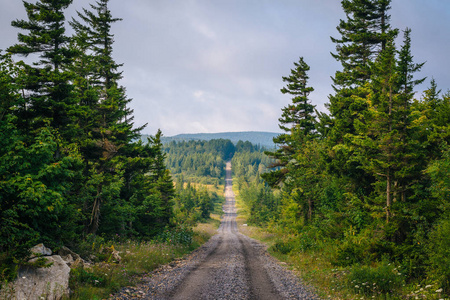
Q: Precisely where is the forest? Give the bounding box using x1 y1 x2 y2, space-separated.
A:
1 0 450 298
0 0 222 286
234 0 450 297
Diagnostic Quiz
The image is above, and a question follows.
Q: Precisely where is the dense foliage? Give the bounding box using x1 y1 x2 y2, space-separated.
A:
163 139 265 184
163 139 234 184
0 0 175 282
254 0 450 296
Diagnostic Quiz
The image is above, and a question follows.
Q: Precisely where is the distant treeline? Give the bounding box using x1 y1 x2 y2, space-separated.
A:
163 139 268 185
141 131 278 149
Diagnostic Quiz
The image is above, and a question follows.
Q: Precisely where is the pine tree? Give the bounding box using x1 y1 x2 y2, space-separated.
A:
331 0 393 88
394 28 425 204
70 0 145 234
7 0 78 141
328 0 397 140
352 29 425 223
148 130 175 225
262 57 316 187
326 0 397 193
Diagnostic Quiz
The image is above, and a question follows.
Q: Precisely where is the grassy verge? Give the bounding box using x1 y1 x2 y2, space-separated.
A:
69 219 220 299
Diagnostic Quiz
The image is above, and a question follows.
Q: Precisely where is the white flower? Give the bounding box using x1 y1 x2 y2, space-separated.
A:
435 288 443 293
355 285 360 288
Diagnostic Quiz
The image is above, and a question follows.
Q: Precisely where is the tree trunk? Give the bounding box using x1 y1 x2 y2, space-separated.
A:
308 198 313 221
386 169 391 223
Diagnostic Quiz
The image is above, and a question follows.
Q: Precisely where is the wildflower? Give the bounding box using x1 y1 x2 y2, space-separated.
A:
355 285 360 288
435 288 443 293
425 285 433 289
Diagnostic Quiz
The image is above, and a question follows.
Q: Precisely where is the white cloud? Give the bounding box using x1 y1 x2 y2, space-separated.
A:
1 0 449 136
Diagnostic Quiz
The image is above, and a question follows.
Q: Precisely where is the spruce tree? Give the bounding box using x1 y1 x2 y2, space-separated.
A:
70 0 145 234
7 0 77 141
326 0 397 192
328 0 396 139
353 29 425 223
331 0 393 88
262 57 316 187
394 28 425 204
148 130 175 225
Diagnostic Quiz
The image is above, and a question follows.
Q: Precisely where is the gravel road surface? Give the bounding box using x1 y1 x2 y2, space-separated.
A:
110 162 318 300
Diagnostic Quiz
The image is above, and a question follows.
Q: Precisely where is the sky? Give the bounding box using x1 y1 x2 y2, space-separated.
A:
1 0 449 136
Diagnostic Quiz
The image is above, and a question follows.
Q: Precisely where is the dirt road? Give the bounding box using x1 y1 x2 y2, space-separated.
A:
111 162 317 299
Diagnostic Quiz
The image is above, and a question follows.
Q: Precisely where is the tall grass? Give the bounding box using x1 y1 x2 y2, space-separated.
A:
69 221 218 299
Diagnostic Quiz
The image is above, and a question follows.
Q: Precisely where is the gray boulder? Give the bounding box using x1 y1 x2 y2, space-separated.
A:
0 245 71 300
16 255 70 300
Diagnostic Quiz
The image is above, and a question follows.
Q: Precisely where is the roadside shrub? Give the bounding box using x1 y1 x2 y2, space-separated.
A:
347 260 404 297
270 240 295 255
333 240 365 267
155 226 194 245
73 234 109 262
0 253 18 284
70 267 107 288
427 218 450 294
296 231 318 252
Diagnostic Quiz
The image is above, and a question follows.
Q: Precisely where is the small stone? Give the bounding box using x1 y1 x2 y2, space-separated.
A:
29 243 52 257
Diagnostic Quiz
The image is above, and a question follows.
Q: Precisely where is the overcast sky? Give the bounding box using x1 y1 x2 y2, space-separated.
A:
1 1 449 136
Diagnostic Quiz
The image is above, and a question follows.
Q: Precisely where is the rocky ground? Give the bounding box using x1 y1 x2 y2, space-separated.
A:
109 163 319 300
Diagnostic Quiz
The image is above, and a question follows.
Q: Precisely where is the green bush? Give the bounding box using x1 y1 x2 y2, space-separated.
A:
70 267 107 288
296 231 318 252
73 234 108 262
427 218 450 294
155 226 194 245
270 240 295 254
347 261 404 296
333 241 365 267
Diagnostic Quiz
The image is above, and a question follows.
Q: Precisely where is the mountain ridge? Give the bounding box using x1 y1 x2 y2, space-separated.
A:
142 131 279 149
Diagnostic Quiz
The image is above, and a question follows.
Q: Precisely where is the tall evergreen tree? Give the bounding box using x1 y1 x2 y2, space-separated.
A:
328 0 396 140
326 0 397 193
352 29 425 223
7 0 77 141
70 0 146 234
394 28 425 204
331 0 393 88
262 57 316 187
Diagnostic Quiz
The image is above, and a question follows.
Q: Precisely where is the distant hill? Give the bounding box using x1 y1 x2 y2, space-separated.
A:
141 131 279 149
